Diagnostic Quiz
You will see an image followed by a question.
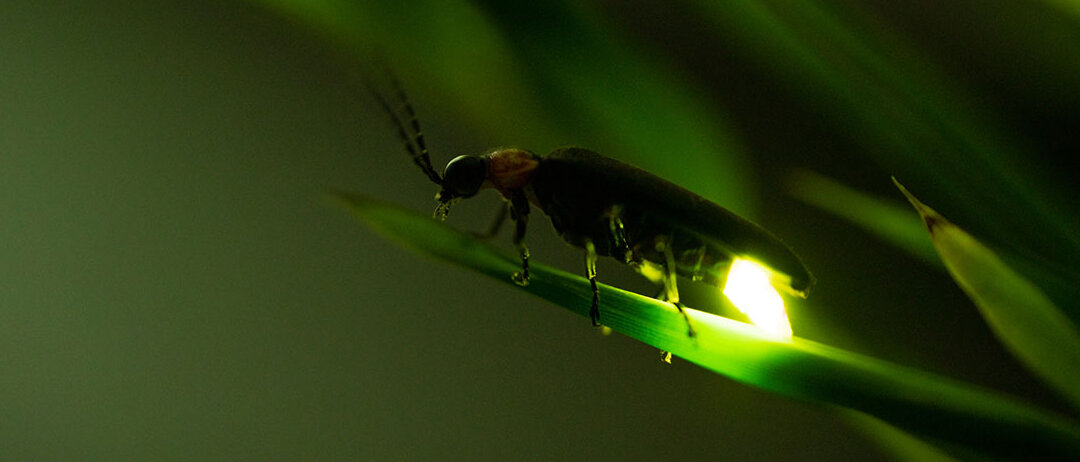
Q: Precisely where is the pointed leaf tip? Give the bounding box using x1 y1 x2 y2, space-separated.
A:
893 178 1080 412
892 178 945 234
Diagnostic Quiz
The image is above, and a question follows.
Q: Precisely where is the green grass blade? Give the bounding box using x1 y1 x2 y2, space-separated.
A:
253 0 568 161
843 411 961 462
470 0 752 213
787 171 939 265
895 179 1080 412
791 172 1080 325
334 191 1080 461
690 0 1080 267
1045 0 1080 21
253 0 753 214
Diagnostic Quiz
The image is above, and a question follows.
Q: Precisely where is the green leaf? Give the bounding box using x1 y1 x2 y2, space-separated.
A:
895 179 1080 412
791 172 1080 326
843 411 961 462
787 170 939 265
689 0 1080 267
334 191 1080 461
469 0 752 213
254 0 753 213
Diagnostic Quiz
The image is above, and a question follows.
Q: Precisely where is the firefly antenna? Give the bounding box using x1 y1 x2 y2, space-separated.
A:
364 62 443 185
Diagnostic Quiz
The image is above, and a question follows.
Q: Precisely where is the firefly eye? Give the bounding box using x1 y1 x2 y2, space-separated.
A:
442 155 488 198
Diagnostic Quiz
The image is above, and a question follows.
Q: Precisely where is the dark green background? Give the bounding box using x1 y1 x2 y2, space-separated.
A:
3 1 1077 460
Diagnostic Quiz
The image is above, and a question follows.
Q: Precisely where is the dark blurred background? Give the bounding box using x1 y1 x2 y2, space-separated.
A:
3 1 1078 460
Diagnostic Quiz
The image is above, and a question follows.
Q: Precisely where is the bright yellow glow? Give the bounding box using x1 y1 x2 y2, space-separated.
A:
723 259 793 340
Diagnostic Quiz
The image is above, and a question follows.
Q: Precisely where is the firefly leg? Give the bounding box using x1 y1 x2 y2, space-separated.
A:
471 202 509 240
584 239 601 326
628 259 680 363
510 192 530 286
690 245 708 282
656 236 696 337
604 205 631 263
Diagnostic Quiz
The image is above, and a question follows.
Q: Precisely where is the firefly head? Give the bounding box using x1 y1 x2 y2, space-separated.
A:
432 154 488 220
440 155 489 199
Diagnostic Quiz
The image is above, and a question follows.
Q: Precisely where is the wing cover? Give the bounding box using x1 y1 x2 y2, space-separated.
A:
531 147 813 296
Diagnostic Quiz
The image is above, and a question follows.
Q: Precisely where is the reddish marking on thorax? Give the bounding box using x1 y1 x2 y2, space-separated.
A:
488 148 540 196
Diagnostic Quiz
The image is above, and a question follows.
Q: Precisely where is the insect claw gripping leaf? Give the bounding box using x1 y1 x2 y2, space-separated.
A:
584 240 601 326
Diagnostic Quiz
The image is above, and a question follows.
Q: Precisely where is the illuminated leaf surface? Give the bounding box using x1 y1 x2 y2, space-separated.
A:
335 191 1080 461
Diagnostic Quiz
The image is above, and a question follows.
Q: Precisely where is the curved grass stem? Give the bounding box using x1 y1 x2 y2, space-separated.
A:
335 191 1080 461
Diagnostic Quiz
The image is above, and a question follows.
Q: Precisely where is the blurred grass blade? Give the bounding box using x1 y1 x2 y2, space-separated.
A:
334 191 1080 461
470 0 753 214
895 179 1080 412
690 0 1080 268
788 171 939 265
843 411 960 462
792 172 1080 325
1045 0 1080 21
253 0 567 160
255 0 753 213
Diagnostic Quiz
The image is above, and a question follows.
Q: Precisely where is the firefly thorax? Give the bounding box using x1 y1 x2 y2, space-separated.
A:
437 147 541 204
